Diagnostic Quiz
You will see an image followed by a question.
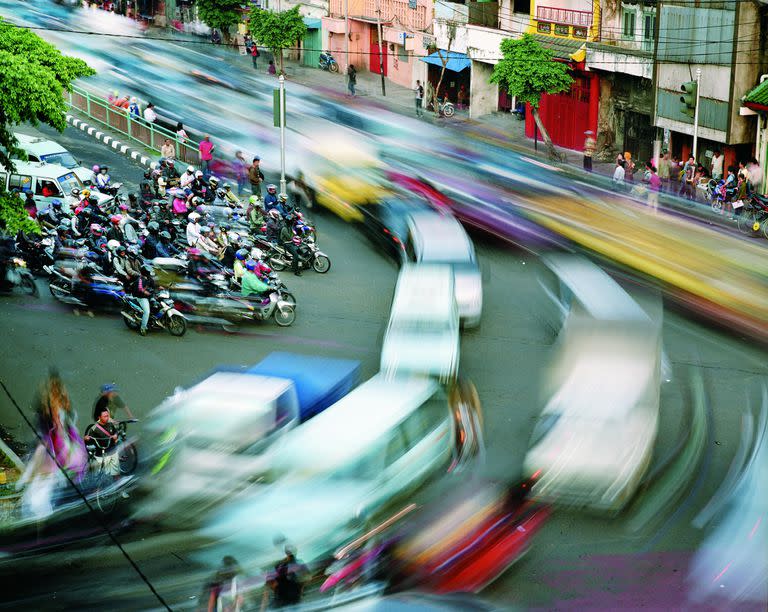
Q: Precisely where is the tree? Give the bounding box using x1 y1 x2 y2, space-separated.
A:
433 22 457 118
0 188 39 236
0 20 94 233
248 6 307 75
197 0 243 42
490 34 573 161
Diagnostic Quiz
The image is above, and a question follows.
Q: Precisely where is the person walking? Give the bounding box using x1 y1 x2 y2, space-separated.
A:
612 159 626 191
582 131 596 172
143 102 157 124
414 80 424 117
250 43 260 70
248 156 264 196
234 151 248 197
710 150 724 181
347 64 357 97
658 150 671 193
646 162 661 212
198 135 215 178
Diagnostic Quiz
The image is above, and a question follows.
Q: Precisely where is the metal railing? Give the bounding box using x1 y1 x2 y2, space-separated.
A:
65 85 201 164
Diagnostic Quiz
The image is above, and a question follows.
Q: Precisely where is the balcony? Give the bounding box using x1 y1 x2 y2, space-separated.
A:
329 0 428 30
536 5 592 27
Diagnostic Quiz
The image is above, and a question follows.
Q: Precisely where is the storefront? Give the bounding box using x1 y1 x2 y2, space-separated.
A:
421 51 471 110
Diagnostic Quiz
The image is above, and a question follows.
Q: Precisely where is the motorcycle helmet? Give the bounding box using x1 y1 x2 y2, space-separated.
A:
208 177 220 187
252 247 263 260
192 196 203 205
88 196 99 206
116 245 127 255
188 248 202 258
188 212 201 222
267 184 277 194
127 245 141 257
143 171 151 179
100 166 109 173
71 188 81 197
278 194 288 202
90 224 103 237
195 205 206 215
51 199 63 209
229 232 240 243
216 189 226 199
82 189 91 199
57 222 70 233
140 264 153 275
107 239 121 251
268 209 281 219
245 259 257 271
110 215 121 225
119 203 130 211
223 183 232 191
92 165 100 173
220 223 230 232
194 170 203 178
167 160 175 167
248 195 263 206
147 221 160 234
187 166 195 174
159 231 171 241
235 248 248 261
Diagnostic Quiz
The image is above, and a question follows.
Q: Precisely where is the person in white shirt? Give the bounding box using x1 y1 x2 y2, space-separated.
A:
612 159 626 189
186 212 202 247
179 166 195 189
710 150 724 181
143 102 157 124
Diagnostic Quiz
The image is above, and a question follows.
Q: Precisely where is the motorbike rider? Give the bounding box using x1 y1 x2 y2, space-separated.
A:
83 406 120 480
241 259 270 299
95 166 112 192
191 172 208 199
38 199 66 230
142 221 161 259
196 226 221 257
265 209 283 243
90 165 101 186
129 263 155 336
180 166 196 189
276 212 302 276
221 183 240 206
164 160 181 187
247 196 265 234
233 248 248 284
156 231 180 258
264 184 278 210
202 177 220 203
112 244 136 285
106 215 124 242
0 233 16 292
186 212 202 247
140 171 155 200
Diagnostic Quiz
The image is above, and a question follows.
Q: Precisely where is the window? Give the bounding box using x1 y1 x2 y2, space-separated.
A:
27 155 40 162
35 179 61 197
642 13 656 51
400 391 448 449
0 172 7 188
397 45 409 63
622 11 636 38
9 174 32 192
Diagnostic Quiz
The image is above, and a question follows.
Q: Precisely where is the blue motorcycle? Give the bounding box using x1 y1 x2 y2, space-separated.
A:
318 52 339 73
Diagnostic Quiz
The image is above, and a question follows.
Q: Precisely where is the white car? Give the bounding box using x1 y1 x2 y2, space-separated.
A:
404 212 483 327
380 264 460 382
523 256 662 512
14 132 93 185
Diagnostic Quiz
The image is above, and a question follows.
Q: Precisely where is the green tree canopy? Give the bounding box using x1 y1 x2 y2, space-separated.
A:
248 6 307 73
490 34 573 108
197 0 243 36
0 188 39 235
0 19 95 171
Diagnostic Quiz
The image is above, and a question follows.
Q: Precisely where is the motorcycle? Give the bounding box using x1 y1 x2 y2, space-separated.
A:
47 263 126 311
2 256 38 297
231 291 296 327
17 232 56 276
268 237 331 274
318 52 339 73
95 182 123 198
121 290 187 336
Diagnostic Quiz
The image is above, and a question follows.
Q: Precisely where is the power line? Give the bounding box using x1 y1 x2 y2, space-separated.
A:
0 377 172 612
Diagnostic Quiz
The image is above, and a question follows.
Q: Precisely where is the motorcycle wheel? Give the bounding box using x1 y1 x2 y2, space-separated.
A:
122 313 140 330
443 104 455 118
312 254 331 274
167 313 187 337
737 212 758 236
119 443 138 475
711 200 723 213
269 255 287 272
19 275 38 297
274 305 296 327
281 292 297 308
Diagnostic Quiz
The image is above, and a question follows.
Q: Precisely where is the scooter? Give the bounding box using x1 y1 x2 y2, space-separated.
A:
319 52 339 73
2 256 38 297
122 290 187 336
268 236 331 274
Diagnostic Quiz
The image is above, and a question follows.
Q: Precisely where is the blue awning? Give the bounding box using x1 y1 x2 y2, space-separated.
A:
420 50 471 72
303 17 321 29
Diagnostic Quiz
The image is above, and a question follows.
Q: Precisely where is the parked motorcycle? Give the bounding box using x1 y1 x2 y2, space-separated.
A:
121 290 187 336
318 52 339 73
268 237 331 274
2 257 38 297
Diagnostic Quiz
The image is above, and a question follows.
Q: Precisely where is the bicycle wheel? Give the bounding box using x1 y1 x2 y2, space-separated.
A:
737 212 759 236
119 443 138 475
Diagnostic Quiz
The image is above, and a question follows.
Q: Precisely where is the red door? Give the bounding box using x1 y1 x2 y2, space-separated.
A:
525 74 590 151
369 40 388 76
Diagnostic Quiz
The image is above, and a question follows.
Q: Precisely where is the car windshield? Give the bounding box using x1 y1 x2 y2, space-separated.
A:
57 172 83 193
41 152 78 169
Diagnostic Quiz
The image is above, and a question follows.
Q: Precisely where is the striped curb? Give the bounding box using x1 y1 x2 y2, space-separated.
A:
66 114 153 167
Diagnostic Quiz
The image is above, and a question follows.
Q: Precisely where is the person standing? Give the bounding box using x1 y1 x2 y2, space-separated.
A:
248 156 264 196
623 152 635 183
612 159 626 190
234 151 248 197
657 150 671 192
160 138 175 160
143 102 157 124
347 64 357 97
414 80 424 117
198 135 215 178
128 97 141 118
582 131 596 172
176 122 188 143
646 162 661 212
680 155 695 199
251 43 260 70
710 150 724 181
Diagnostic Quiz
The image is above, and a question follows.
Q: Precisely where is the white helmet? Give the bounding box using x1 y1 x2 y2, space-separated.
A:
149 161 158 170
187 166 195 173
188 212 201 221
229 232 240 242
209 176 219 185
251 247 263 260
107 239 121 252
195 170 203 178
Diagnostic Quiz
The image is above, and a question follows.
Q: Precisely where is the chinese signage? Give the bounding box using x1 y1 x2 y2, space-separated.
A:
537 22 552 34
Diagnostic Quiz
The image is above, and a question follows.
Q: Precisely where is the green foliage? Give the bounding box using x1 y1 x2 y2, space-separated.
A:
197 0 243 34
249 6 307 69
0 187 40 236
490 34 573 109
0 19 94 172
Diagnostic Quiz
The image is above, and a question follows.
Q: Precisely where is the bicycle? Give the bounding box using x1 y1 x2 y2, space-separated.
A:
736 194 768 238
85 419 138 512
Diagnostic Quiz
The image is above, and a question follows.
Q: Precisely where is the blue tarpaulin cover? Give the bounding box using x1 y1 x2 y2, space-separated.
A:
420 50 471 72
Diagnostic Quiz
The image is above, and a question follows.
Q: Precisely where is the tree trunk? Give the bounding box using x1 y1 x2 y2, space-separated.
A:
531 107 562 162
277 48 284 75
434 47 450 117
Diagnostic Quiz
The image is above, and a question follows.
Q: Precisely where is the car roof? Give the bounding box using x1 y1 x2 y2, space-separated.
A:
0 160 78 179
274 374 440 473
408 212 474 262
390 264 455 319
13 132 67 155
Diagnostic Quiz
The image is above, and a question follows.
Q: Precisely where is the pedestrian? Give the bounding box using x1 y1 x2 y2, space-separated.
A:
249 156 264 196
198 135 215 177
143 102 157 124
658 150 671 192
176 122 188 143
457 84 467 110
268 60 276 76
747 157 762 193
710 149 724 181
347 64 357 97
128 97 141 118
612 158 626 190
161 138 175 160
251 43 260 70
414 80 424 117
623 152 635 183
234 151 248 197
582 130 595 172
680 155 695 199
646 162 661 211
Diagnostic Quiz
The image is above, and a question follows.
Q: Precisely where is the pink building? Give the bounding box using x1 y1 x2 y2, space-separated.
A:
323 0 432 89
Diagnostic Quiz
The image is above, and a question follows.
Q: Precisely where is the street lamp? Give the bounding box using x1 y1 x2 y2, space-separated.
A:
278 74 287 197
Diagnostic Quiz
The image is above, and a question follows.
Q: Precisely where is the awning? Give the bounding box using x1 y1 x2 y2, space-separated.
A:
533 35 585 61
420 50 471 72
744 78 768 112
303 17 321 29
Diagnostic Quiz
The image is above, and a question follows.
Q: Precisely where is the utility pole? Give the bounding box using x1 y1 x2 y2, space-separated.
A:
344 0 349 71
375 0 386 96
692 67 701 161
278 74 287 196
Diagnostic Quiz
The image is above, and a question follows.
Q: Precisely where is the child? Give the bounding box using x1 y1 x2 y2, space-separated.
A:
268 60 276 76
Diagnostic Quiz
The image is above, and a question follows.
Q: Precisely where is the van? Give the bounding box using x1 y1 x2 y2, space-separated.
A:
0 160 97 213
404 212 483 327
380 264 460 382
200 374 483 565
13 132 93 185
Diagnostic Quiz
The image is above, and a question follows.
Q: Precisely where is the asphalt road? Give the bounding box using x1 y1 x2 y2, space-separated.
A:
1 128 767 609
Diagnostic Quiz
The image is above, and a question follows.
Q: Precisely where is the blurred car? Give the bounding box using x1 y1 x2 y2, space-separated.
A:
13 132 93 185
523 256 662 512
380 264 460 382
405 212 483 328
199 374 483 567
189 68 238 91
358 196 437 264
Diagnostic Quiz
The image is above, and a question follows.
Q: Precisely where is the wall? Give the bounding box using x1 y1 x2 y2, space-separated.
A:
469 60 497 117
381 29 428 88
730 1 762 143
323 17 369 73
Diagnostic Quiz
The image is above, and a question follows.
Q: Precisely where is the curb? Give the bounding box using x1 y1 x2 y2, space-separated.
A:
65 114 155 168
